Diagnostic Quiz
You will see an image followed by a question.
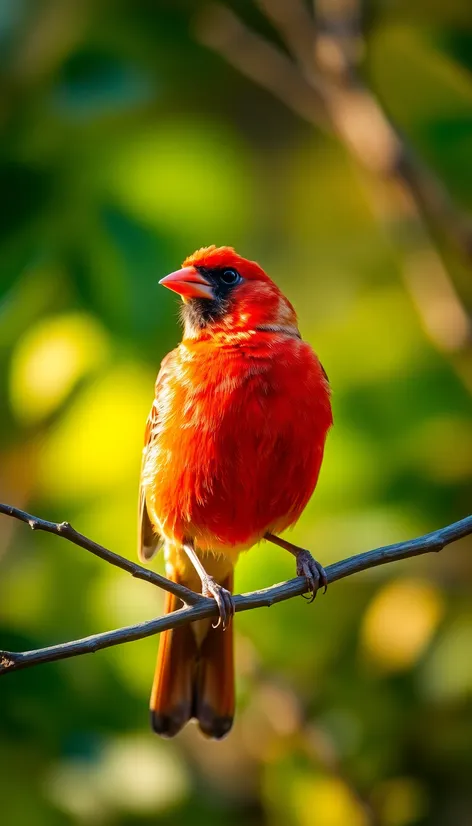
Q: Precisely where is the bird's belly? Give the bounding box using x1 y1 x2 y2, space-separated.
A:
146 377 329 554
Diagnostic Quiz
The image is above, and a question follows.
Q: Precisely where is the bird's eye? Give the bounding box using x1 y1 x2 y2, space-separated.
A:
220 268 241 286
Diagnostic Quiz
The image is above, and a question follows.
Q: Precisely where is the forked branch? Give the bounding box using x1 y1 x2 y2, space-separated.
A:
196 2 472 363
1 503 471 675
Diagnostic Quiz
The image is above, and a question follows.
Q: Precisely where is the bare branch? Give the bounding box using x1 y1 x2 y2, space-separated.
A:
255 0 318 80
198 1 472 374
0 503 201 606
195 4 330 129
1 505 471 675
314 0 364 81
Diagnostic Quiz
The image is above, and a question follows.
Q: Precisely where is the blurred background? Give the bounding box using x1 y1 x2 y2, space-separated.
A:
1 1 472 824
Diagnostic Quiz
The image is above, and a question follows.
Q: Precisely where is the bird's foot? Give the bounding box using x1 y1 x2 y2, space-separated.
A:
295 549 328 603
265 533 328 603
201 576 235 630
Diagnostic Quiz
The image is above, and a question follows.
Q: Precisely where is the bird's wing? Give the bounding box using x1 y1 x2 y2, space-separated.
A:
138 351 175 562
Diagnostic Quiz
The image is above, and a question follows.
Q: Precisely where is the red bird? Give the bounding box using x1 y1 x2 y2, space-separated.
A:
138 246 332 738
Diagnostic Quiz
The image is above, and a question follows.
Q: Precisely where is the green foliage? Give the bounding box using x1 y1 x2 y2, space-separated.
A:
1 2 472 825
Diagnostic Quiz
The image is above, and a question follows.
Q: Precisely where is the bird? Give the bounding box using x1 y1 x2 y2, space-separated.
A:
138 245 333 739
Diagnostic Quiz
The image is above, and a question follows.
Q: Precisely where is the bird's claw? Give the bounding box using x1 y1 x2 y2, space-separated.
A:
202 576 235 630
296 550 328 603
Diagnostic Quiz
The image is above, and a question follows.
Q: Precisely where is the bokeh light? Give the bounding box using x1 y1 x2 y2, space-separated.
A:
1 2 472 826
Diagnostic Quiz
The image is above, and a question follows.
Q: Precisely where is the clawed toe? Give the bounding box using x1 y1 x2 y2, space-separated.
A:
296 550 328 603
264 534 328 604
202 577 235 630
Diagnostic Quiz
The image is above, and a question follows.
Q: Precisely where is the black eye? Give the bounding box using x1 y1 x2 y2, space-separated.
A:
220 268 241 286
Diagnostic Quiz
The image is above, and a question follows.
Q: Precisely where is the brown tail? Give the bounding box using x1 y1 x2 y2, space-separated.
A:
150 571 234 739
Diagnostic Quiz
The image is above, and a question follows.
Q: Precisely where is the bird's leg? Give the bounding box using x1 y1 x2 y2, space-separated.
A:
182 543 235 630
265 533 328 603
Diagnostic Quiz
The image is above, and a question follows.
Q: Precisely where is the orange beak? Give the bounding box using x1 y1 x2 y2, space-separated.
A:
159 266 214 301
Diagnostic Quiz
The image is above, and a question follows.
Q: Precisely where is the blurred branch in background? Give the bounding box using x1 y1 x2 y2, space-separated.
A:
196 0 472 388
1 503 471 675
0 3 471 823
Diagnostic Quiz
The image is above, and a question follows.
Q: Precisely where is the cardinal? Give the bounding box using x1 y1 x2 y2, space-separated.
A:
138 246 332 739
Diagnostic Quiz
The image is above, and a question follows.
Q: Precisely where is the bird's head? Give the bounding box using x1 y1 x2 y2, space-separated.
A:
159 245 299 339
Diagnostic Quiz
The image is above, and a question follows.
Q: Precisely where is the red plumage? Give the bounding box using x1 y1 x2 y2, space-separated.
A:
138 246 332 738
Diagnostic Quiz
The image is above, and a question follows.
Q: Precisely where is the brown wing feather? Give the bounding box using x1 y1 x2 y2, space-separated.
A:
137 351 176 562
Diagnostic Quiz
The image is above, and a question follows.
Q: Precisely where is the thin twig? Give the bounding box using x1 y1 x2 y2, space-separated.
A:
196 4 330 128
1 506 471 675
0 503 201 606
255 0 318 81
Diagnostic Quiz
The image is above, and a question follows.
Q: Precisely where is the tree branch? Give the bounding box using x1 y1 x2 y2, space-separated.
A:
0 503 201 606
255 0 318 81
1 504 471 675
196 2 472 365
196 4 330 129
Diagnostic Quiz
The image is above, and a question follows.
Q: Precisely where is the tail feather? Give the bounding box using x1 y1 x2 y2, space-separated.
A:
194 572 234 738
150 587 196 737
150 570 234 739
